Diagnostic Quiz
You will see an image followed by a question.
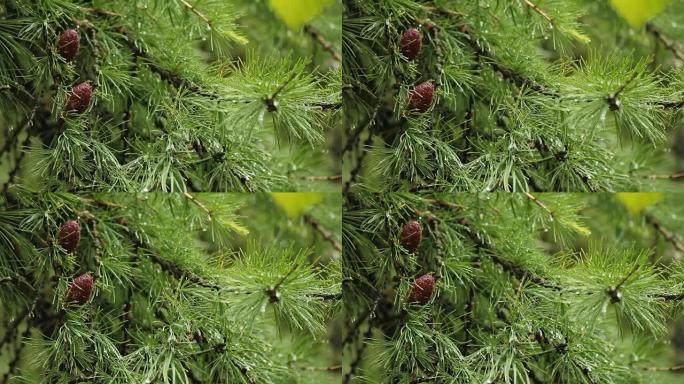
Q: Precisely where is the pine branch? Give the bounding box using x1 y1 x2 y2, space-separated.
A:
343 296 379 346
646 214 684 256
343 108 378 194
343 324 372 384
299 364 342 372
148 251 222 290
606 71 638 111
461 287 475 354
193 331 256 384
300 175 343 182
0 124 23 159
643 364 684 372
0 325 31 383
304 24 342 62
0 309 28 351
424 199 465 211
524 192 554 219
657 100 684 109
456 24 559 97
178 0 211 26
81 7 122 18
119 28 216 99
646 23 684 62
423 6 465 18
643 172 684 180
119 28 339 114
523 0 553 23
183 192 211 218
267 263 299 303
2 103 37 193
304 214 342 252
531 328 597 383
122 224 222 291
606 264 640 303
119 290 132 355
181 360 203 384
426 198 561 290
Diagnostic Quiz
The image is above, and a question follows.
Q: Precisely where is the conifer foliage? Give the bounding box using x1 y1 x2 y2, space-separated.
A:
0 192 342 383
343 0 684 192
343 192 684 383
0 0 342 192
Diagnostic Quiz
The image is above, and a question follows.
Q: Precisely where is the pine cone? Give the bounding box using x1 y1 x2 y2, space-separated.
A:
67 273 94 305
65 82 92 113
400 28 422 60
57 29 80 61
58 220 80 252
400 220 422 253
407 81 434 112
408 274 435 304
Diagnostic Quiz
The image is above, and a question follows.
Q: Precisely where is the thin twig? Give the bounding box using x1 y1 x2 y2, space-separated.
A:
178 0 211 25
642 364 684 372
343 110 378 195
267 263 300 303
423 5 465 17
524 192 554 219
273 264 299 291
2 106 37 193
149 252 222 290
304 24 342 62
607 71 638 111
659 292 684 301
299 365 342 372
606 264 640 303
646 23 684 62
646 215 684 256
81 6 123 18
0 310 28 351
82 198 127 209
120 289 133 355
424 198 465 211
184 192 212 218
658 100 684 109
457 24 559 97
462 287 475 354
644 172 684 180
300 175 343 182
1 325 31 383
122 225 222 290
616 264 639 291
0 124 24 159
343 324 372 384
342 297 378 346
523 0 553 23
304 214 342 252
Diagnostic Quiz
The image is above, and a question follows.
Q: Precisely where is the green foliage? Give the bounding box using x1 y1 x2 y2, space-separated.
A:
0 0 343 192
343 192 684 383
343 0 684 192
0 191 342 383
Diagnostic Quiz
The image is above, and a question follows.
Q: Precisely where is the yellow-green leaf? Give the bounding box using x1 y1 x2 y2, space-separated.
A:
269 0 333 30
616 192 664 215
271 192 323 218
609 0 672 28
